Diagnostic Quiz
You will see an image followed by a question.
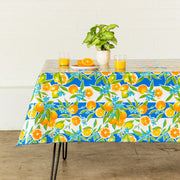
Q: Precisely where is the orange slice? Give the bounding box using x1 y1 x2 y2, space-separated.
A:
77 60 83 66
81 58 94 67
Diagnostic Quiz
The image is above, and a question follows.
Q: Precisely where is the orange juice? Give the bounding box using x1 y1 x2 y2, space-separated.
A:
59 58 70 66
115 69 125 73
114 61 126 69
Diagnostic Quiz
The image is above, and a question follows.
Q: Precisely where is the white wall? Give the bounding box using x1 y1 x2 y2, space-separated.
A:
1 0 180 129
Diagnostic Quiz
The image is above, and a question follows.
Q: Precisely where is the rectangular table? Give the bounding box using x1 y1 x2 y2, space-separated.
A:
17 59 180 145
17 59 180 179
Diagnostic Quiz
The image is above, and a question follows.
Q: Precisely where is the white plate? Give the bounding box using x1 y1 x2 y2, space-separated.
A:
70 65 99 70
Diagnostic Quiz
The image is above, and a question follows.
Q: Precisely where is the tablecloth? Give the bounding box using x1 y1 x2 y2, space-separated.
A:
17 60 180 145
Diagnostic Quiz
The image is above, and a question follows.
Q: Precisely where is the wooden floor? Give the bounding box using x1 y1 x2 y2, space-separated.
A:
1 131 180 180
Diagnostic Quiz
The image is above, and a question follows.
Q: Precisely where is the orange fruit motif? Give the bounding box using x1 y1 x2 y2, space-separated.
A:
32 129 42 140
83 72 92 75
71 116 81 126
69 105 78 114
85 88 93 98
42 83 51 91
138 85 148 94
116 118 125 127
28 109 37 118
151 128 161 137
100 127 111 138
119 111 127 120
40 118 48 126
129 135 136 142
50 111 58 121
68 85 78 94
81 58 94 66
104 102 114 112
156 101 166 110
111 83 120 91
60 74 68 84
86 101 96 110
35 102 44 112
96 108 105 117
77 60 83 66
153 72 161 75
109 118 117 125
155 88 163 98
124 73 138 85
82 128 92 137
165 108 175 117
120 84 128 91
50 85 59 91
48 119 56 128
101 72 111 76
169 128 180 139
171 72 180 76
60 136 67 142
138 105 148 114
173 102 180 112
141 116 150 126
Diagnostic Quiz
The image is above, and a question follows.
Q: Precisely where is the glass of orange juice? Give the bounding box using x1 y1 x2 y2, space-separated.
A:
59 51 70 66
114 54 126 70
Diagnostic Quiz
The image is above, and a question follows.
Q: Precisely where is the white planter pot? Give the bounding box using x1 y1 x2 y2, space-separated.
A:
96 50 111 65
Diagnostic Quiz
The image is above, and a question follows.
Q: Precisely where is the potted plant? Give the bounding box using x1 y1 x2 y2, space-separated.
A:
82 24 119 65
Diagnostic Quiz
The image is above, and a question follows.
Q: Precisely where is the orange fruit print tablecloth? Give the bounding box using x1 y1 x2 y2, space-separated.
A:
17 71 180 145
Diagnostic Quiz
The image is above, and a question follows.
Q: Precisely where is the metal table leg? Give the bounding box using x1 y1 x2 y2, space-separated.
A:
62 142 68 160
50 142 68 180
50 143 61 180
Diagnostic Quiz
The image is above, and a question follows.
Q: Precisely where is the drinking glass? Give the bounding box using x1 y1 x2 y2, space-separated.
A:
59 51 70 66
114 54 126 70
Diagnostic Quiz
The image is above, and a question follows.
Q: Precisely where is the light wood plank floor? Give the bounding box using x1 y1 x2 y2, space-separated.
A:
1 131 180 180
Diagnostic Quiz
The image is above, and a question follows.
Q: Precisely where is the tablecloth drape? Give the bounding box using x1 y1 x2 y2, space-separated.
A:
17 71 180 146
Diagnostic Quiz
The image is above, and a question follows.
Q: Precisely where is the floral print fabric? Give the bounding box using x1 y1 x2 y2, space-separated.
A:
17 71 180 145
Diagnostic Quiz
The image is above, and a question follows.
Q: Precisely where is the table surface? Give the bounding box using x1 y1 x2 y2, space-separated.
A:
42 59 180 73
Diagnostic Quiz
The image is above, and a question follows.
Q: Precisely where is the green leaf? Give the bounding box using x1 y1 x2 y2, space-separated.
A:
64 130 73 136
110 37 117 45
91 86 101 91
61 114 70 118
102 76 107 85
163 119 167 127
105 97 112 102
173 76 177 85
105 24 119 30
166 94 173 101
80 81 84 91
96 76 103 84
67 76 75 84
60 86 68 92
130 114 140 118
96 94 103 101
143 101 148 106
130 86 138 92
133 130 143 136
94 119 97 127
165 76 172 84
157 113 164 121
83 32 94 44
46 109 51 122
136 76 144 84
101 31 114 41
91 38 101 45
161 85 171 91
99 104 105 110
36 98 43 102
87 113 94 121
150 81 154 91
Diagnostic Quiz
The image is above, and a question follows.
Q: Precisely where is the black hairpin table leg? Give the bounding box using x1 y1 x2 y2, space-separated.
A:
50 143 62 180
62 142 68 160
